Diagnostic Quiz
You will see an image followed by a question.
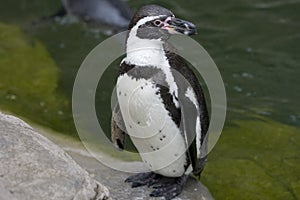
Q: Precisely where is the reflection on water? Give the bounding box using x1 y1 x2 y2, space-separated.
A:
0 0 299 199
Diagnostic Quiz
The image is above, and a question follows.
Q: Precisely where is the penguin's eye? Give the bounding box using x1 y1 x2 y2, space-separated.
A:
153 20 162 26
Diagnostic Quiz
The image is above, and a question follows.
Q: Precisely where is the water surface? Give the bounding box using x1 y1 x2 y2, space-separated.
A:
0 0 299 199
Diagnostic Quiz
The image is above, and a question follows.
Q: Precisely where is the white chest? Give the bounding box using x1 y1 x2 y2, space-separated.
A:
124 36 179 107
117 74 187 177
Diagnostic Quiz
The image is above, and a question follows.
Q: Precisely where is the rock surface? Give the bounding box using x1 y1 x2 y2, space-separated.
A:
67 150 214 200
0 112 111 200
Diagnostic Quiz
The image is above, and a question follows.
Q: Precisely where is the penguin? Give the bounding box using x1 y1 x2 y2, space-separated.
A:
42 0 133 29
111 5 209 200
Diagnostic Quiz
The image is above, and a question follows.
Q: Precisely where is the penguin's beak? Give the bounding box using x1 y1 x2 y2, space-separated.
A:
163 17 197 36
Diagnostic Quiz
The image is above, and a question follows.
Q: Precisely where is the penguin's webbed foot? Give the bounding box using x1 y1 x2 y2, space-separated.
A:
125 172 160 188
150 175 188 200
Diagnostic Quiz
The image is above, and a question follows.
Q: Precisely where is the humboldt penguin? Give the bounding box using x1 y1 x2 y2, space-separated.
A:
111 4 209 200
46 0 133 29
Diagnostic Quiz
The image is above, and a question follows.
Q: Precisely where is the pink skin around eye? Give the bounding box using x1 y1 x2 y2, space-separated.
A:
154 17 171 27
161 16 177 34
161 17 172 28
163 16 172 26
164 16 172 23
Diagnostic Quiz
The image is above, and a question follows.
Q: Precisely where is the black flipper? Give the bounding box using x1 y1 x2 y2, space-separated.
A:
165 45 209 178
172 68 199 172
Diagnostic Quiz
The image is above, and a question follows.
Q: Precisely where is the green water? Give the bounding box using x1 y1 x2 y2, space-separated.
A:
0 0 299 199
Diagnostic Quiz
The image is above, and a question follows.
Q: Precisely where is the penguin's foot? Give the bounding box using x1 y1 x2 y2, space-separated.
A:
150 175 188 200
125 172 161 188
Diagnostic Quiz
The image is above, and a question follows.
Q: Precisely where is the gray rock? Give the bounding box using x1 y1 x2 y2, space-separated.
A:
0 111 214 200
0 112 111 200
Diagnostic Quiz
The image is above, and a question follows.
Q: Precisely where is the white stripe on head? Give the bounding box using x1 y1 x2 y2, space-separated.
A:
127 15 164 52
125 15 165 66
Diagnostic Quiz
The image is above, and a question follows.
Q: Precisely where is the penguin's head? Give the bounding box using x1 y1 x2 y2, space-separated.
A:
128 5 197 41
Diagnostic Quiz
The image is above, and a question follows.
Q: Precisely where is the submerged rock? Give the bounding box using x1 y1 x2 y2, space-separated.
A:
0 112 111 200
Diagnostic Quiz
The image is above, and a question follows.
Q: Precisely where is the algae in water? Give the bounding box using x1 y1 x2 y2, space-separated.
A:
202 118 300 200
0 23 75 135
